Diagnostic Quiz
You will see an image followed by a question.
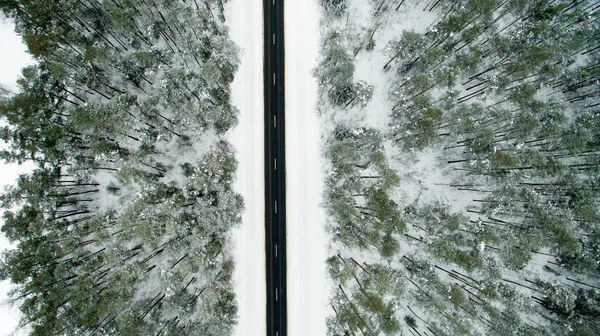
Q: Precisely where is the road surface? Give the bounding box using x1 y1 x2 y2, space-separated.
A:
264 0 286 336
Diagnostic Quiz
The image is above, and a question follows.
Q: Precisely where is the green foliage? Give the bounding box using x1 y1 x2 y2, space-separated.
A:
329 81 355 105
321 0 347 17
315 31 355 88
0 0 242 334
449 284 467 309
505 246 532 270
536 280 577 316
399 107 443 150
325 126 403 257
320 0 600 334
387 30 425 66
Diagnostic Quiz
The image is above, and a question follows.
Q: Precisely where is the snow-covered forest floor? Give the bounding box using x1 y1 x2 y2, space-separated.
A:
316 0 600 335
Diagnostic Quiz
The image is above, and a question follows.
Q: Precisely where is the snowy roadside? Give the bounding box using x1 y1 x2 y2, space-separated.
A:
285 1 330 335
225 1 266 335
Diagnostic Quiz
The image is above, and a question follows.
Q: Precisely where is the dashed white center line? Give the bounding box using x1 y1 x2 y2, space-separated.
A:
275 201 278 214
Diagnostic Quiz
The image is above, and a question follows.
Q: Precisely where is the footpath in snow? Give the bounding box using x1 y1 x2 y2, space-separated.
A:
225 0 265 335
285 1 329 335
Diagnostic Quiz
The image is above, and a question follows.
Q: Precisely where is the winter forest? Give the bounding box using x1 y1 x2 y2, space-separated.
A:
317 0 600 335
0 0 599 335
0 0 241 334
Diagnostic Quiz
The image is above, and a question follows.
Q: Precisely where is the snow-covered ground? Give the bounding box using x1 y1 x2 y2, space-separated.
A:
225 1 266 335
285 1 330 335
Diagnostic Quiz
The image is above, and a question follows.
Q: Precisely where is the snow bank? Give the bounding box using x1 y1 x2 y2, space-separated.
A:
225 1 266 335
285 1 330 335
0 16 35 92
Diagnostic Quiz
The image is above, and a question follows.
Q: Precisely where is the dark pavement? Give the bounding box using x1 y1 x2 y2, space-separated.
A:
264 0 286 335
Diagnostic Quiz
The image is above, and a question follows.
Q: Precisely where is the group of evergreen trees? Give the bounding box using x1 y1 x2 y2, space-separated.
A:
325 125 404 259
0 0 242 335
318 0 600 335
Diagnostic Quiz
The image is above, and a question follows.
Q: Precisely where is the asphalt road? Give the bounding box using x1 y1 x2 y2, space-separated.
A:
264 0 286 336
